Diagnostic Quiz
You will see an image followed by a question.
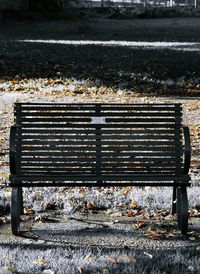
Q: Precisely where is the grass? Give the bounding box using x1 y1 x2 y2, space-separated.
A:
0 244 199 273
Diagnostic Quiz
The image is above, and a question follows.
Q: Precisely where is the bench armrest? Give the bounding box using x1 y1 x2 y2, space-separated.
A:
182 125 191 175
10 125 18 175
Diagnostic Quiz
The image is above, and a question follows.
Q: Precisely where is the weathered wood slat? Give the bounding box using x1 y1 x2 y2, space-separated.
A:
20 166 182 171
18 151 179 157
21 161 180 169
18 150 179 156
20 168 177 173
21 118 177 123
20 170 177 174
18 135 180 140
17 140 181 146
19 124 181 128
20 112 179 117
20 157 182 163
19 148 181 155
20 172 177 176
19 129 181 134
19 146 182 152
17 106 178 111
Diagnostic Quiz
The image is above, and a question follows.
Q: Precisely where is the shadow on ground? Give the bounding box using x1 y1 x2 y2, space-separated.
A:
0 213 200 273
0 19 200 95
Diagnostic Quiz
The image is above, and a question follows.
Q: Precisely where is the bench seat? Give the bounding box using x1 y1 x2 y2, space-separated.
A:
9 174 191 184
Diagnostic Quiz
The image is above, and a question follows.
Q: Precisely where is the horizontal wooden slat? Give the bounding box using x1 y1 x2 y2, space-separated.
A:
16 140 181 146
20 161 181 167
17 103 179 105
8 182 191 187
20 168 177 173
21 118 177 123
18 124 181 128
18 151 179 157
19 148 181 155
19 146 183 152
10 174 190 182
20 167 177 172
20 112 179 117
17 105 179 111
18 135 179 141
20 157 182 163
19 172 177 176
18 129 181 134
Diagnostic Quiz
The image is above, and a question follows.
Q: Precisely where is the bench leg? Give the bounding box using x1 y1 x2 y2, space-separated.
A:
172 185 177 215
19 186 23 214
176 186 189 234
11 187 21 236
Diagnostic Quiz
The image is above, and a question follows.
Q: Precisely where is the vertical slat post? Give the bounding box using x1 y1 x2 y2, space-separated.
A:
14 103 23 213
95 104 102 184
15 103 22 175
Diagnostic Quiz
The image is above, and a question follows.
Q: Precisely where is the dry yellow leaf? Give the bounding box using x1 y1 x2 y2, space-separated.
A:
36 258 47 266
102 269 110 274
84 255 93 263
24 207 34 215
130 200 138 209
86 201 96 209
4 265 14 271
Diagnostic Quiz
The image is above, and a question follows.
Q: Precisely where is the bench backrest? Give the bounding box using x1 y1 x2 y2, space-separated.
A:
14 103 183 178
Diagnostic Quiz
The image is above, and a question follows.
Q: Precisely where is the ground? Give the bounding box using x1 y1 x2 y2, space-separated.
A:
0 17 199 274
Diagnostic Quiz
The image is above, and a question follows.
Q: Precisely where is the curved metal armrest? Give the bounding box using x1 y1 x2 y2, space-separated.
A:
10 125 18 175
182 125 191 175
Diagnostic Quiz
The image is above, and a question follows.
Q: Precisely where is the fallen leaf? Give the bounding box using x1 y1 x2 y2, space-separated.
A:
130 200 138 209
36 258 48 266
35 214 50 223
187 266 195 271
78 267 84 274
102 269 110 274
24 207 34 215
106 257 117 264
127 210 138 217
84 255 93 263
110 212 122 217
144 252 153 259
4 266 14 272
116 255 136 263
133 221 147 229
43 202 57 210
86 201 96 209
145 230 160 240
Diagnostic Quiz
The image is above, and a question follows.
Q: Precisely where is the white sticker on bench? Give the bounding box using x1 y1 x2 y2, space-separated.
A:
91 117 106 124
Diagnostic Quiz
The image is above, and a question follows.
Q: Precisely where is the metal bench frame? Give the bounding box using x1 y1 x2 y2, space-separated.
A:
8 103 191 235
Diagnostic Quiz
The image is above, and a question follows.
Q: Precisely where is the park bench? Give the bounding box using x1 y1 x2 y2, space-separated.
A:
8 103 191 236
